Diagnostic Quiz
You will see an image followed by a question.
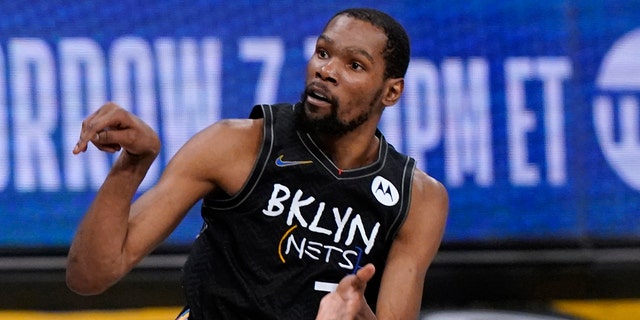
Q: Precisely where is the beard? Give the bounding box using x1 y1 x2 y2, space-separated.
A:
295 86 381 137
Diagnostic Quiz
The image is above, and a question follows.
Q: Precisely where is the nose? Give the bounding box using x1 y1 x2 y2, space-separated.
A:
316 61 337 84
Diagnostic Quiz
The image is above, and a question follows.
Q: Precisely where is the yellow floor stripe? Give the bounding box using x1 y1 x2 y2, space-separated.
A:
553 299 640 320
0 307 182 320
3 301 640 320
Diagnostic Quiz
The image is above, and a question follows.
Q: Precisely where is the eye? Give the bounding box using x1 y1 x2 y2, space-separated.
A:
317 49 329 59
350 61 364 71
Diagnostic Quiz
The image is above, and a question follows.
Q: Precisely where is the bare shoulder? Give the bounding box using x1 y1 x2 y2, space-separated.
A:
393 167 449 262
163 117 265 196
173 117 264 160
200 117 264 138
410 168 449 213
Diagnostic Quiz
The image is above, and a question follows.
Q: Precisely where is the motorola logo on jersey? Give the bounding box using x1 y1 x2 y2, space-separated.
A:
371 176 399 207
593 27 640 191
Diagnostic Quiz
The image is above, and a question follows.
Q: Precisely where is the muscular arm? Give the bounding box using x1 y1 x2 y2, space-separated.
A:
66 103 262 295
374 169 449 319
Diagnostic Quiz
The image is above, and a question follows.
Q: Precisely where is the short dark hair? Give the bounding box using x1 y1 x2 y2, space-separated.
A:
329 8 410 79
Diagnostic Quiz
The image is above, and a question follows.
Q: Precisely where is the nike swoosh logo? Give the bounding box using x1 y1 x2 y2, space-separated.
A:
275 155 313 167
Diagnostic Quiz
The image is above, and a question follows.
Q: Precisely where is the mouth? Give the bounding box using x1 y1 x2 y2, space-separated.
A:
305 84 333 108
309 90 329 102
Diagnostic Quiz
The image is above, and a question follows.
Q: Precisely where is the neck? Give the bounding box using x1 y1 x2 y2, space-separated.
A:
313 130 381 170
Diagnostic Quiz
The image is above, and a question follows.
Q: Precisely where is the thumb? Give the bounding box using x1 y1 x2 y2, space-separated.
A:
335 264 376 295
91 129 123 153
354 263 375 287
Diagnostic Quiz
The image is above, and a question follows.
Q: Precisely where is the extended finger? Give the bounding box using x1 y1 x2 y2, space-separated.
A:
73 109 106 154
74 104 122 154
355 263 375 284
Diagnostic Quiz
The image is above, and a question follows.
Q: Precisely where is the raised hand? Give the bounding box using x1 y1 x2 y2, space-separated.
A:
73 102 160 158
316 264 377 320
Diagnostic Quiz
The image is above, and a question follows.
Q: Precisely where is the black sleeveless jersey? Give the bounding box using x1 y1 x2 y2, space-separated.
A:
182 103 416 320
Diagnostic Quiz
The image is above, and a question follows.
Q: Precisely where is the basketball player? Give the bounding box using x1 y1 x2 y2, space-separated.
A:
66 8 448 320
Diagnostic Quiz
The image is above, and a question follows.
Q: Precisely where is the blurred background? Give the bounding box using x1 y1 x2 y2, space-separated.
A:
0 0 639 319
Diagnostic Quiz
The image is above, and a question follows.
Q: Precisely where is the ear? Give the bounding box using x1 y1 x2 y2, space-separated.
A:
382 78 404 106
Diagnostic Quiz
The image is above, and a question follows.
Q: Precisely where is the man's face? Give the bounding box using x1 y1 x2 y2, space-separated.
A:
298 15 389 136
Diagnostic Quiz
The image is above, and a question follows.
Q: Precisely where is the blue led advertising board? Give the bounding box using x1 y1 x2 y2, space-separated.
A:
0 0 638 250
